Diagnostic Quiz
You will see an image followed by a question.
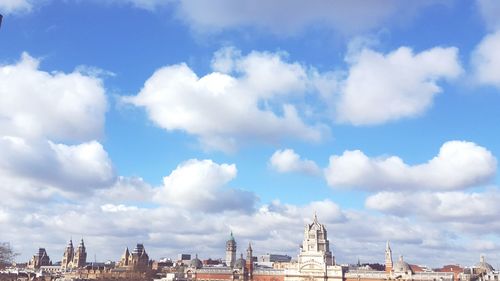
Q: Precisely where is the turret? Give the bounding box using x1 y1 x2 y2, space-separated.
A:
385 241 393 273
61 239 74 270
246 242 253 277
73 239 87 268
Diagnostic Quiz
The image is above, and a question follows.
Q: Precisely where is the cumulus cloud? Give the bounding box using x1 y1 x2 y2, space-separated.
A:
0 0 32 14
325 141 496 191
471 31 500 88
366 189 500 223
125 48 325 152
0 137 115 195
269 149 321 176
335 46 462 125
154 159 257 213
0 53 107 142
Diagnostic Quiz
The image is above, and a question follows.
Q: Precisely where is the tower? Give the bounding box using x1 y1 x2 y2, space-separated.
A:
225 232 237 267
385 241 393 273
61 239 74 270
73 239 87 268
120 247 130 267
298 213 334 268
246 242 253 277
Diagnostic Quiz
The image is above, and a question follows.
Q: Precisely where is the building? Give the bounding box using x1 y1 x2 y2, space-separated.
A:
258 254 292 264
285 214 343 281
118 243 151 272
225 232 237 267
189 214 344 281
28 248 51 269
61 238 88 270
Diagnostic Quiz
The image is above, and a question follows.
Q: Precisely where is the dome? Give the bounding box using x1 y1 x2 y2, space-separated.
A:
393 256 412 274
476 256 494 273
190 255 203 269
234 255 246 269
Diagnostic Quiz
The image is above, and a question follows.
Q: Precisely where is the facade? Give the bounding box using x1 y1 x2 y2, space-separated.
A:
61 238 88 270
118 243 150 271
28 248 51 269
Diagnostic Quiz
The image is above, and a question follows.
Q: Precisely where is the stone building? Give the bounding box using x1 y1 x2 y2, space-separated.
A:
28 248 51 269
225 232 237 267
118 243 150 271
61 238 87 270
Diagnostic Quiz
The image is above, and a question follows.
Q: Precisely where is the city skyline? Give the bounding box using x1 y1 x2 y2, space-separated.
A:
1 0 500 267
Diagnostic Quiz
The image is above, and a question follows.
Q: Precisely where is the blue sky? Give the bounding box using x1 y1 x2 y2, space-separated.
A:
1 0 500 268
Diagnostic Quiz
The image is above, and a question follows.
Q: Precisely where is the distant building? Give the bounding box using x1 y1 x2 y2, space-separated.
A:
178 254 192 263
225 232 236 267
258 254 292 263
61 238 87 270
28 248 51 269
118 243 150 272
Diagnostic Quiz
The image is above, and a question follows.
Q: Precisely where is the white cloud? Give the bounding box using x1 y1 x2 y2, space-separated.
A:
335 46 462 125
0 0 32 14
269 148 321 176
0 137 115 195
0 53 107 142
325 141 496 191
471 30 500 88
366 189 500 223
154 159 257 213
125 48 325 152
476 0 500 30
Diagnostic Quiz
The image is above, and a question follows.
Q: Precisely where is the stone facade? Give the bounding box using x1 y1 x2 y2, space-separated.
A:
118 243 150 272
28 248 51 269
61 239 87 270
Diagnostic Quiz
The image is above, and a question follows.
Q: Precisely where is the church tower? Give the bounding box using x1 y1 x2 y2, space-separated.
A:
385 241 393 273
61 239 74 270
225 232 237 267
246 242 253 277
73 239 87 268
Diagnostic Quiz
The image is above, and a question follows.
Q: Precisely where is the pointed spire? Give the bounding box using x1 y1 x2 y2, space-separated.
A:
386 240 391 251
247 242 252 251
313 211 318 223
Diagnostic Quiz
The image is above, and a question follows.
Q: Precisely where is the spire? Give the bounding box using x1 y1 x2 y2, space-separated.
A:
313 211 318 224
247 242 252 251
386 240 391 251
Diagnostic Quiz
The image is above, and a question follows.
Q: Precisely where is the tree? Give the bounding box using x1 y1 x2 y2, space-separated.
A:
0 242 18 268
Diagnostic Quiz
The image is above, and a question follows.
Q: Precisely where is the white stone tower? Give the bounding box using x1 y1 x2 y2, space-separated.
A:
225 232 237 267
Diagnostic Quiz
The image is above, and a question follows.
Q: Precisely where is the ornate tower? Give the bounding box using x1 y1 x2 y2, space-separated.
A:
298 213 334 268
61 239 74 270
246 242 253 277
73 239 87 268
225 232 237 267
385 241 393 273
